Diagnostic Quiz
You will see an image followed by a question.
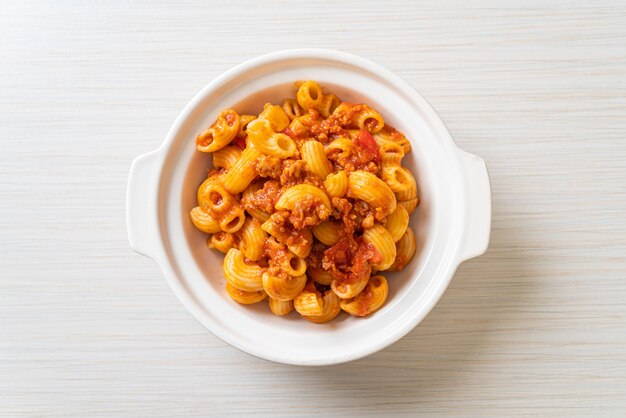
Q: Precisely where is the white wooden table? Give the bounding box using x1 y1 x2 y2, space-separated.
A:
2 1 626 416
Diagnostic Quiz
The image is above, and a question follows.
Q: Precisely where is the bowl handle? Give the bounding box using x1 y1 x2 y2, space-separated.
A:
126 149 162 259
456 149 492 262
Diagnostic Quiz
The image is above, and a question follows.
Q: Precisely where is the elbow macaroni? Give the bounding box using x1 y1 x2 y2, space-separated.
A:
312 221 341 246
259 103 291 132
226 283 267 305
223 248 264 292
196 109 240 153
263 272 307 301
352 105 385 133
347 170 397 219
332 103 385 133
212 146 242 170
269 298 294 316
208 232 237 254
374 126 411 154
398 197 419 214
301 140 332 179
189 80 420 322
189 206 221 234
241 182 271 223
261 215 313 258
318 94 341 118
275 184 331 212
247 119 297 158
331 273 369 299
390 227 417 271
308 267 334 285
221 147 261 194
293 283 324 317
380 143 414 194
385 205 409 243
324 171 348 197
296 80 324 111
363 224 397 271
239 218 267 261
340 275 388 317
282 99 304 121
237 114 257 139
303 290 342 323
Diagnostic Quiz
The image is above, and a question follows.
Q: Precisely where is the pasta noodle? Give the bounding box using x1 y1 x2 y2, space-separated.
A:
275 184 331 212
247 119 297 158
225 283 267 305
318 94 341 118
374 126 411 154
347 170 397 219
282 99 304 121
207 232 237 254
239 217 267 261
303 290 342 323
398 197 419 214
331 272 369 299
259 103 291 132
301 140 332 179
385 205 409 243
241 182 271 223
269 298 294 316
189 206 221 234
262 215 313 258
389 227 417 271
262 272 307 301
223 248 264 292
212 146 242 170
340 275 388 316
362 224 397 271
324 171 348 197
352 105 385 133
221 147 261 194
197 175 237 214
296 80 323 111
312 220 341 246
196 109 240 153
308 267 334 285
293 284 323 317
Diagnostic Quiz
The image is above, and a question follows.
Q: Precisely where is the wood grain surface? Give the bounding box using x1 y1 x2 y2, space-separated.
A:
1 1 626 416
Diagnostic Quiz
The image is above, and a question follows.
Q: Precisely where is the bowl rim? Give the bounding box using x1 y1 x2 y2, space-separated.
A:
137 48 475 365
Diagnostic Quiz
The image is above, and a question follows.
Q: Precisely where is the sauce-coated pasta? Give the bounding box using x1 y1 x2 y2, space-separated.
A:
189 81 420 322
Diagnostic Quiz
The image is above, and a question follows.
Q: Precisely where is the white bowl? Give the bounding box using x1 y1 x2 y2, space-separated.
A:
126 49 491 366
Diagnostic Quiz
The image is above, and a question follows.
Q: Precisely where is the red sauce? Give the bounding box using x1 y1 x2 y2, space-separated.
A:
380 125 405 141
322 237 381 285
306 242 327 269
355 129 381 163
225 111 238 126
324 132 381 174
232 136 246 150
308 109 349 143
264 238 292 278
279 159 306 185
284 228 312 253
322 234 356 276
256 155 283 178
354 284 375 316
289 195 331 229
351 242 381 283
282 127 296 139
242 180 281 213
